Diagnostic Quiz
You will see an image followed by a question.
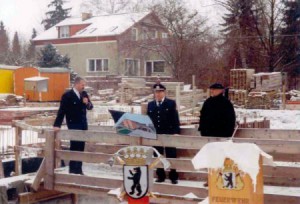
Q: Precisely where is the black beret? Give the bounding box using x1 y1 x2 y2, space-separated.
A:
153 83 166 91
209 83 224 89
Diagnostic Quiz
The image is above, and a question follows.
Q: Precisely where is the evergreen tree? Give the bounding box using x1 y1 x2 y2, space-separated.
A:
12 32 21 58
37 44 70 67
280 0 300 87
218 0 264 71
42 0 71 30
0 21 9 63
25 28 37 64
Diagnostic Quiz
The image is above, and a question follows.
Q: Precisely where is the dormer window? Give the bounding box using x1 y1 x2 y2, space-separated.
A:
60 26 69 38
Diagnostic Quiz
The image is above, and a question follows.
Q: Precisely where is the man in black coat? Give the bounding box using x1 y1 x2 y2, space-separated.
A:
199 83 236 137
147 83 180 184
53 76 93 174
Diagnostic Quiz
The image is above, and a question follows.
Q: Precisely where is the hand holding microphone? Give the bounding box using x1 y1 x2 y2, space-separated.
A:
81 91 89 105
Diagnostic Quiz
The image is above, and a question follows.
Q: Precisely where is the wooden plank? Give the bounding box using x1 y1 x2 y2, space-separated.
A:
31 158 46 191
0 159 4 179
44 130 55 190
14 126 22 175
19 189 70 204
55 130 300 155
56 130 140 144
54 173 208 198
53 173 300 204
235 128 300 140
264 193 300 204
55 150 300 187
12 120 44 133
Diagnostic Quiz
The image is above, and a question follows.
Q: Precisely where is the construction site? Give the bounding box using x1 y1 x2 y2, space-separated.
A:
0 66 300 204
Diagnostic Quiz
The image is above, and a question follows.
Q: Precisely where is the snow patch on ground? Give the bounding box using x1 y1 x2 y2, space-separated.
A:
236 109 300 129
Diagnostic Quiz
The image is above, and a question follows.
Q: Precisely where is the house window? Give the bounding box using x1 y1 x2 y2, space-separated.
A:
149 30 157 39
125 59 139 76
142 29 148 40
88 59 109 72
145 60 165 75
153 61 165 72
131 28 138 41
60 26 69 38
162 32 168 38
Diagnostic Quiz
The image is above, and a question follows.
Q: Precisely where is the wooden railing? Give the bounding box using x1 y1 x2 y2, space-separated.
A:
29 127 300 204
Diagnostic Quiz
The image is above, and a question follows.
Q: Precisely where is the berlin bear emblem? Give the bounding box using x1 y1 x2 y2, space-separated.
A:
123 165 149 199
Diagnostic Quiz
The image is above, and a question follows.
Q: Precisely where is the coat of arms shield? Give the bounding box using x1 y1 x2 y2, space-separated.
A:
123 165 149 199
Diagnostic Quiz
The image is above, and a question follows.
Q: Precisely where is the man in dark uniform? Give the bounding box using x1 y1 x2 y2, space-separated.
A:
53 76 93 174
199 83 236 137
147 83 180 184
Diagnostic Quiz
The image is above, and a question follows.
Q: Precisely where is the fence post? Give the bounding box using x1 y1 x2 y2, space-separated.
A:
0 159 4 178
14 126 22 175
176 85 181 110
44 129 55 190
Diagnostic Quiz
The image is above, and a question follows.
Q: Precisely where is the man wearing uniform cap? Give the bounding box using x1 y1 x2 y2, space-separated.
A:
198 83 236 137
147 83 180 184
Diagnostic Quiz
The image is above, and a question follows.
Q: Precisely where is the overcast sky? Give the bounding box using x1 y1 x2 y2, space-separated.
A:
0 0 223 41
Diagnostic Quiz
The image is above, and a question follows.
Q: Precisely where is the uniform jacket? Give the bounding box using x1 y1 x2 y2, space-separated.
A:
53 89 93 130
199 94 236 137
147 98 180 134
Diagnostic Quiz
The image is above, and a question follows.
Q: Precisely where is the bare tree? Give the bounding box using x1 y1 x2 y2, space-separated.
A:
80 0 131 15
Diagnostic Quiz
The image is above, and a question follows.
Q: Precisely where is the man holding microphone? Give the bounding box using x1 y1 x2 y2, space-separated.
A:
53 76 93 175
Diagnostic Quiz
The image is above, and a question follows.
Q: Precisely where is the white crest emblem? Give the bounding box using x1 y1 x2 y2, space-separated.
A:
123 165 149 199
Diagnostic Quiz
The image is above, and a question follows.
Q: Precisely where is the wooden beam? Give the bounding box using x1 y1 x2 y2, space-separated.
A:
55 130 300 155
55 149 300 177
235 128 300 140
19 189 70 204
53 173 300 204
14 126 22 175
44 130 55 190
56 130 140 144
0 159 4 179
54 173 208 198
12 120 44 133
31 158 46 191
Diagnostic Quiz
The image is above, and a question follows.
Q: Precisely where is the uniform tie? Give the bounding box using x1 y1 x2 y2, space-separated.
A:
158 101 162 107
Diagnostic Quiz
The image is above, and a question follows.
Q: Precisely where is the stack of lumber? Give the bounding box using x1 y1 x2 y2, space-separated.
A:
118 78 151 104
253 72 282 91
228 89 248 106
159 82 184 98
97 89 115 101
246 91 277 109
180 87 204 108
230 69 255 90
229 69 255 106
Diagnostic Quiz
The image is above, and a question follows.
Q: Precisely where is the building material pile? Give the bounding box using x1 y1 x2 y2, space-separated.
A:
118 78 152 104
253 72 282 91
246 91 277 109
229 69 283 109
0 94 22 107
230 69 255 90
229 69 255 106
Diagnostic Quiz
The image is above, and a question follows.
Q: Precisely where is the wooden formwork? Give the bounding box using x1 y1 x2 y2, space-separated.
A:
22 127 300 204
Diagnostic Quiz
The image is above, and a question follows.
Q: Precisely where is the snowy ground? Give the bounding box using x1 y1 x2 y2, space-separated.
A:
235 108 300 130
